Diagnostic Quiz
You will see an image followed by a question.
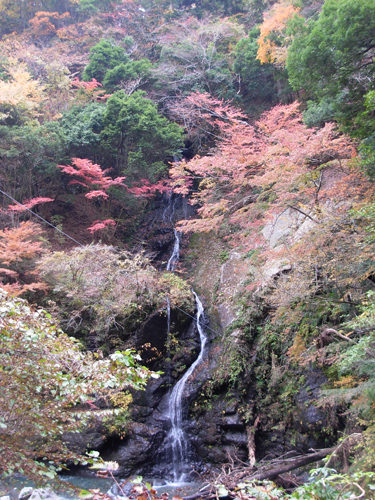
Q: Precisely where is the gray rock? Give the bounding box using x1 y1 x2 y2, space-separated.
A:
221 413 245 430
223 431 247 446
108 479 135 498
18 488 33 500
63 418 106 454
28 490 62 500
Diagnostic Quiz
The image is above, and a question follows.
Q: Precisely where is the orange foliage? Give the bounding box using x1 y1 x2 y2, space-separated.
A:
170 94 367 251
57 158 128 234
257 1 300 65
57 158 126 195
87 219 116 234
28 11 71 38
127 179 170 197
166 91 248 153
0 221 48 296
71 77 102 91
70 77 111 102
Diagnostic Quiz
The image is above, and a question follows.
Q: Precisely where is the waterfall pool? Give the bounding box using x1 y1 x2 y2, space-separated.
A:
0 474 205 500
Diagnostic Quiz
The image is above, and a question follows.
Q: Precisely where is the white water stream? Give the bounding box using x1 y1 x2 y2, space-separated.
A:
164 194 208 482
166 292 207 482
166 195 180 272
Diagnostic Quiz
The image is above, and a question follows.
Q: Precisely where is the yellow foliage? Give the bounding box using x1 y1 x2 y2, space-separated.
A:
110 392 133 409
287 333 306 361
333 376 357 389
0 58 44 118
257 1 300 66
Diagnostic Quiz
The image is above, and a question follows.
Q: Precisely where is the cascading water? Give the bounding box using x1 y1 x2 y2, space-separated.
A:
166 296 172 387
166 195 180 272
166 228 180 272
163 191 173 222
166 292 207 482
163 194 208 482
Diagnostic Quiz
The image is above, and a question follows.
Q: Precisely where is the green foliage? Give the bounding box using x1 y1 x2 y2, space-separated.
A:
101 90 184 180
159 273 195 311
303 98 336 128
287 0 375 135
233 28 278 108
102 392 133 438
0 289 153 483
234 480 284 499
219 249 229 263
216 467 375 499
102 59 153 92
319 291 375 418
60 102 105 157
83 40 130 83
75 0 121 17
354 91 375 175
288 467 375 499
0 121 67 199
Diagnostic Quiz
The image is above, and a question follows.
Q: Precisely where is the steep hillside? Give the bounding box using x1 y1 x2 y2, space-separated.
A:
1 0 375 497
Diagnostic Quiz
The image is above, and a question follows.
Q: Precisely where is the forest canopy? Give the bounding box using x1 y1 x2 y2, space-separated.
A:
1 0 375 495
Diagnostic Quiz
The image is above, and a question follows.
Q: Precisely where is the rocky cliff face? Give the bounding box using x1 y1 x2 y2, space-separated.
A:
66 192 341 478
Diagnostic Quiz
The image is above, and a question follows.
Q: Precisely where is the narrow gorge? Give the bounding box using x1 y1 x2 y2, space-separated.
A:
1 1 375 497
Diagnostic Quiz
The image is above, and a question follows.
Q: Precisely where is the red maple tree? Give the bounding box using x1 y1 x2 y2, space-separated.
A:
57 158 128 233
170 96 360 248
7 197 54 212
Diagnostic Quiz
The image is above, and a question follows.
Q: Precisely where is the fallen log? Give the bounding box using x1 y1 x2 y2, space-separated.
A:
248 446 336 482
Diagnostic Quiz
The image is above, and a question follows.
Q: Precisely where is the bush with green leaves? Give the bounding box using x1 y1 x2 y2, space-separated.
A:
0 288 154 483
233 27 279 109
103 59 153 92
83 39 130 83
287 0 375 137
0 121 67 200
100 90 184 181
289 467 375 499
60 102 105 158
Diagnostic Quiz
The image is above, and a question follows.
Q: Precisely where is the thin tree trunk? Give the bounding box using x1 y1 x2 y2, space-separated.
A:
246 415 260 467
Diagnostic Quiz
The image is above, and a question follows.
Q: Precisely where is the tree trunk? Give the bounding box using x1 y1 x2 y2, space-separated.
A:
249 446 336 481
246 415 260 467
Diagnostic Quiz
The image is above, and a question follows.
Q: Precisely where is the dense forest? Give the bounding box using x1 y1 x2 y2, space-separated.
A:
1 0 375 498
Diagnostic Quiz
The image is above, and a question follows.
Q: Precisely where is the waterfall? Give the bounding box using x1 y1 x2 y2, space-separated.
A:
166 229 180 271
166 195 181 272
166 296 171 387
165 292 207 482
162 194 207 482
163 191 173 221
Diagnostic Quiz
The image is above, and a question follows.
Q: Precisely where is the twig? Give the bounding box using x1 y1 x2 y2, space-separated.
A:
325 433 362 468
288 205 320 224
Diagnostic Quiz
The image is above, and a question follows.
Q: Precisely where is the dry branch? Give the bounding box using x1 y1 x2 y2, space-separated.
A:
242 447 336 482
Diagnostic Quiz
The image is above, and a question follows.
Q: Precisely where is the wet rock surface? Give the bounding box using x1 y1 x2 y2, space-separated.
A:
63 419 107 455
102 299 212 478
136 194 197 266
65 192 338 480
